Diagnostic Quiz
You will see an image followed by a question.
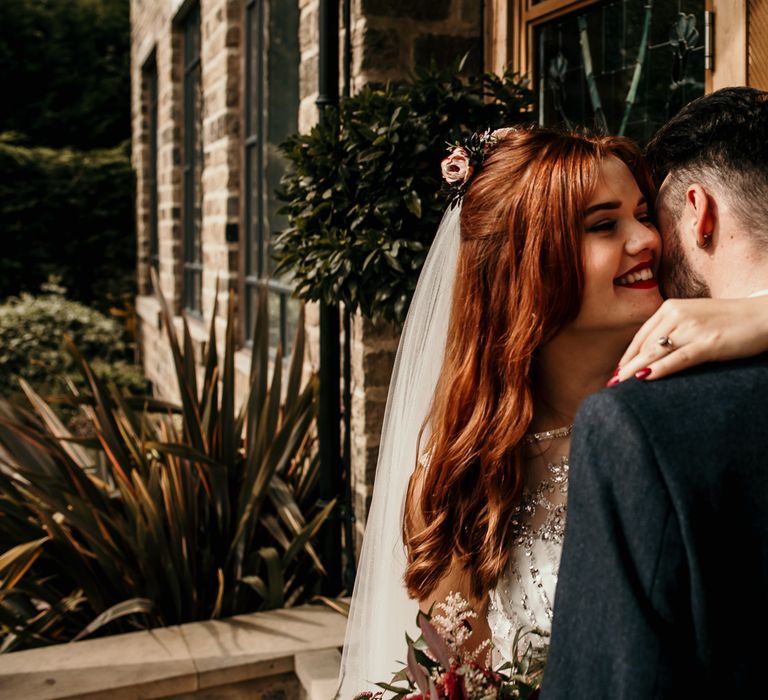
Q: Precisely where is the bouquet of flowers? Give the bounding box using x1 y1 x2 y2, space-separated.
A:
353 593 547 700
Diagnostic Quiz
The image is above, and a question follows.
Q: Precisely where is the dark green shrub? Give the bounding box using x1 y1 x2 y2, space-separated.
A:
0 0 129 149
276 63 533 328
0 285 146 399
0 137 135 310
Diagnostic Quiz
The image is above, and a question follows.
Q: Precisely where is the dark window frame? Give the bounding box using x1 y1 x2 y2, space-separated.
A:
243 0 266 340
142 52 160 277
182 3 203 315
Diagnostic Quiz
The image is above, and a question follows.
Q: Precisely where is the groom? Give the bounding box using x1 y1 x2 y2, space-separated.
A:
541 87 768 698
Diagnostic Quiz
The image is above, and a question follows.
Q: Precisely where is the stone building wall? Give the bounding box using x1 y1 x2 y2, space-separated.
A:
353 0 484 87
130 0 483 557
132 0 185 402
342 0 484 550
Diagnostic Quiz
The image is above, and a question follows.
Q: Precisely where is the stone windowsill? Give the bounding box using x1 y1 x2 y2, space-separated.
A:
0 603 347 700
135 294 163 332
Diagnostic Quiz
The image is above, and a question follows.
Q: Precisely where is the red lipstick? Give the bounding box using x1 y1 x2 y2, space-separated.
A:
622 279 658 289
615 260 653 279
614 260 658 290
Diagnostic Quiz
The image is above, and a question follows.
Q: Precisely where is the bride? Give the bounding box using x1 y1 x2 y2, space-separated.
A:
337 124 768 697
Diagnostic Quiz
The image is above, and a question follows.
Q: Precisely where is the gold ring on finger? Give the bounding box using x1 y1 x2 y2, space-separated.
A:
657 335 674 349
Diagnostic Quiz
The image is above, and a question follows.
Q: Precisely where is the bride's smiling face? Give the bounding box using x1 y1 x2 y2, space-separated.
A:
569 155 663 334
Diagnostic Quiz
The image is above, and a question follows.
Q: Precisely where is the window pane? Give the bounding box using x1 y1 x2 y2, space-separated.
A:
249 145 262 277
284 293 300 359
184 6 201 65
190 269 202 314
268 289 282 352
183 4 202 313
243 0 300 346
192 61 203 268
535 0 706 143
245 281 259 341
144 56 159 270
265 0 299 278
245 3 256 138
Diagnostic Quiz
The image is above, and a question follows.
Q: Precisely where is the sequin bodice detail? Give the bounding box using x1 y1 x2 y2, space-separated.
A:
487 455 569 661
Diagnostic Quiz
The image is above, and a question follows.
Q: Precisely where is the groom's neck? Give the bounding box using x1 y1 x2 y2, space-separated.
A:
695 221 768 298
709 269 768 299
706 241 768 299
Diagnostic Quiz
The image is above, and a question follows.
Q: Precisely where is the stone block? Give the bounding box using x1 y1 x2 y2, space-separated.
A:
461 0 483 27
0 625 196 699
300 5 319 53
364 444 381 484
362 348 396 388
180 607 347 689
361 0 452 22
165 673 302 699
299 54 319 99
360 26 402 72
413 34 482 73
294 649 342 700
362 398 387 440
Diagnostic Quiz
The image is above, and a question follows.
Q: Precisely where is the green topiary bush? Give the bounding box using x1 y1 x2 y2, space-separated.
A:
275 62 533 328
0 285 146 400
0 0 129 150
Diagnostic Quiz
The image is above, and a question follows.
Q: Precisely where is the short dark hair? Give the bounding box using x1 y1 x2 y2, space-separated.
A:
644 87 768 240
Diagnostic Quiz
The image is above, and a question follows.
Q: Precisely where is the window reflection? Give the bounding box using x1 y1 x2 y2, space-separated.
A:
535 0 705 144
243 0 300 357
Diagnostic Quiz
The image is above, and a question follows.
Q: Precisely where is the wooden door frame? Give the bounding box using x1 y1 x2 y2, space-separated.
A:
484 0 747 92
484 0 600 79
709 0 747 91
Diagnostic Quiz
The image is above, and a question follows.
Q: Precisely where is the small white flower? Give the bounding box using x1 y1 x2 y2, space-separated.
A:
489 126 517 142
432 591 478 652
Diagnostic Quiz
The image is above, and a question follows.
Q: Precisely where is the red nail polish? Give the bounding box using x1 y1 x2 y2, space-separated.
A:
635 367 652 380
606 375 620 388
611 366 620 377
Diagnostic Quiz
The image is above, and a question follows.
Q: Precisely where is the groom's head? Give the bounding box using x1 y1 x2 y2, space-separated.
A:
645 87 768 299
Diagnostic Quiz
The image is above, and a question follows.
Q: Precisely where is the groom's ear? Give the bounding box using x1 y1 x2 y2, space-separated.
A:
685 184 716 249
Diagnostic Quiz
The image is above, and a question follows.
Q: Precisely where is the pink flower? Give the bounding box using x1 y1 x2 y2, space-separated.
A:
441 147 473 186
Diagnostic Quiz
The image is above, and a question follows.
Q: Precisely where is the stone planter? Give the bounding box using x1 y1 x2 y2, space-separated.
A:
0 603 347 700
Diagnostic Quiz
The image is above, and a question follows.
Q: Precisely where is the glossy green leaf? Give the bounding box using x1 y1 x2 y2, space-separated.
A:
72 598 152 642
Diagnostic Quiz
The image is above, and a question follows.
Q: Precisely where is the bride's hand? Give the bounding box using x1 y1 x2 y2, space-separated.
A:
615 296 768 382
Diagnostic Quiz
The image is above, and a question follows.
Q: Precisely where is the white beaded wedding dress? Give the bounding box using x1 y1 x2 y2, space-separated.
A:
487 432 570 662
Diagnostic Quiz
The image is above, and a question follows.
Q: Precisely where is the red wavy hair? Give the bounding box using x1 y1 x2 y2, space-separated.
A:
403 126 653 601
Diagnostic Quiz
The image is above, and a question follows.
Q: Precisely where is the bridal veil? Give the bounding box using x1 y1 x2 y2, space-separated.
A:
337 204 462 697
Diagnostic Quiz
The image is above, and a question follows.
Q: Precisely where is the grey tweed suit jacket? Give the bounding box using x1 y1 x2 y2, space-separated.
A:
540 356 768 699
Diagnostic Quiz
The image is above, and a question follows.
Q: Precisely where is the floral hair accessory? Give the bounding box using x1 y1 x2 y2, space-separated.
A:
441 127 515 208
441 147 473 187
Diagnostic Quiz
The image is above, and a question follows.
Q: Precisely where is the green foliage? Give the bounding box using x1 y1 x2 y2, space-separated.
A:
276 63 533 328
0 0 133 306
0 0 129 149
0 285 146 400
0 281 330 652
0 137 136 309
